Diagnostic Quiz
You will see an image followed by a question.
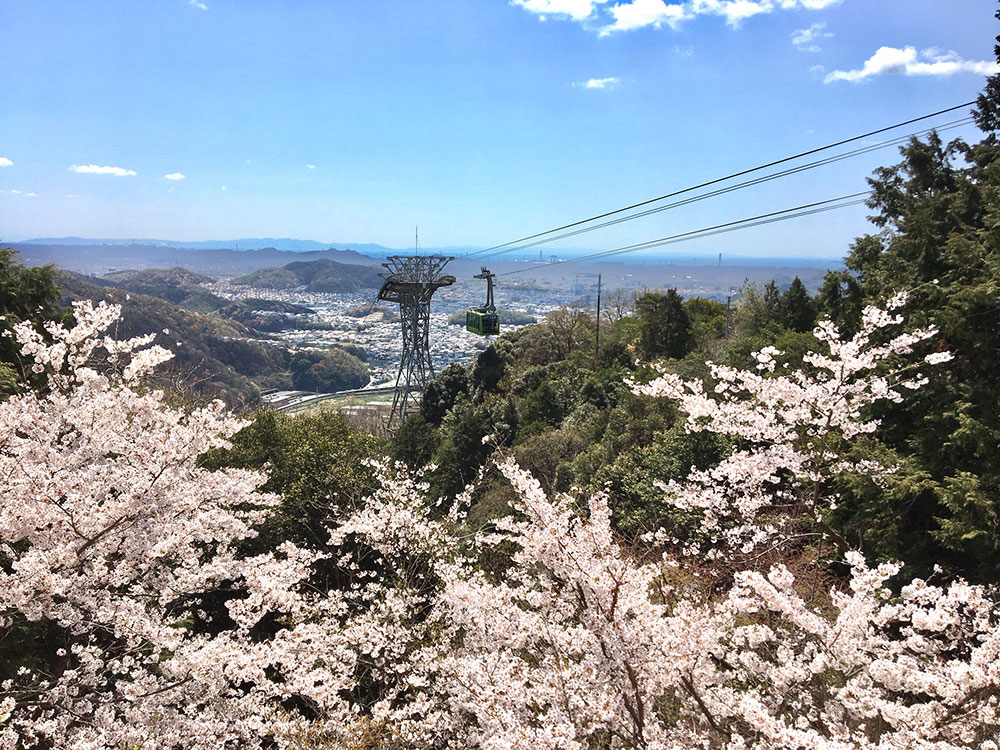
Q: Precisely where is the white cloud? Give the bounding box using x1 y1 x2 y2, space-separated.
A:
221 185 228 191
516 0 841 34
25 192 37 197
795 0 840 9
0 157 12 167
792 22 832 52
825 45 1000 83
306 164 317 169
512 0 607 21
574 76 620 89
716 0 770 27
601 0 686 34
10 189 22 194
189 0 208 10
164 172 185 180
66 194 80 199
69 164 137 176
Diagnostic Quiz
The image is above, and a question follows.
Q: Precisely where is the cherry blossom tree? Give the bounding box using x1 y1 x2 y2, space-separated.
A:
0 301 360 749
342 295 998 749
3 298 997 750
629 291 954 562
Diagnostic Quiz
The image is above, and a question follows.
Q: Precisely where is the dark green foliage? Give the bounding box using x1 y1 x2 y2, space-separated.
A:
471 344 506 394
200 409 381 552
0 247 63 395
431 394 491 499
735 280 783 338
816 270 863 335
520 381 565 436
290 349 369 392
421 363 470 425
827 69 1000 581
594 425 730 539
392 413 440 468
780 277 816 333
635 289 693 359
683 296 726 346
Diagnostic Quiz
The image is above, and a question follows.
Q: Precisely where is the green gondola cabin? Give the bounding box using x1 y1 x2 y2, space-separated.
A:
466 267 500 337
466 309 499 335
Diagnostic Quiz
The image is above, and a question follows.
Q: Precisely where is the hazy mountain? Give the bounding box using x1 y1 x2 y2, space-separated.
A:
10 242 384 276
232 258 383 293
18 236 479 256
21 236 381 253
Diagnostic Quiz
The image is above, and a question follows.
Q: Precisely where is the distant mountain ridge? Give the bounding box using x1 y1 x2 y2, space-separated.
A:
232 258 383 292
18 236 480 256
11 242 384 276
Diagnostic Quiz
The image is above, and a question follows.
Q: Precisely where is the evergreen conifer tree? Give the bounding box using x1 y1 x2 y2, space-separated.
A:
636 289 693 359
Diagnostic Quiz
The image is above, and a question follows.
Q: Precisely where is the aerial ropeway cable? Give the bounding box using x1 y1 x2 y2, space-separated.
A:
480 117 972 261
464 100 976 260
498 191 871 277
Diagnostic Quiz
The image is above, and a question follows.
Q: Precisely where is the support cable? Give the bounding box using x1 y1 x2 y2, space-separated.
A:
465 101 976 259
482 118 972 260
498 192 870 277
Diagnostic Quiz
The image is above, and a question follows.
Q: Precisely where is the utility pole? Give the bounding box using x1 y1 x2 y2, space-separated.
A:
725 287 733 338
595 273 602 366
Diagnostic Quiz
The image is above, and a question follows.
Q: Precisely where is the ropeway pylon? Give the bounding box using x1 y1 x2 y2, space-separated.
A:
377 254 455 430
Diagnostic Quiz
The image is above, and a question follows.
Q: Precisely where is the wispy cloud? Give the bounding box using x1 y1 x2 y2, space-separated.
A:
700 0 770 28
10 189 22 194
516 0 841 34
306 164 317 169
189 0 208 10
69 164 137 176
25 192 37 198
826 46 1000 83
574 76 620 89
164 172 185 180
512 0 607 22
601 0 685 35
0 157 12 167
792 22 832 52
66 194 80 199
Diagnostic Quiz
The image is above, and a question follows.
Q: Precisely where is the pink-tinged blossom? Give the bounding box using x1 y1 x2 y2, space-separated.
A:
4 298 997 749
0 302 365 748
629 295 952 557
414 457 1000 748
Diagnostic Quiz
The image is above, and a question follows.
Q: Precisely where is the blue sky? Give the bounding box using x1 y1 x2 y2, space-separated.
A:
0 0 995 258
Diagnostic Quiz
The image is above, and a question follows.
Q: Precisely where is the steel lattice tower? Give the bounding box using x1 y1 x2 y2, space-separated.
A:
377 255 455 430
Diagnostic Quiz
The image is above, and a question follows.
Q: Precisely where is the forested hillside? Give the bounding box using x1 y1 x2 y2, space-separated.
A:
0 260 370 405
232 257 383 292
